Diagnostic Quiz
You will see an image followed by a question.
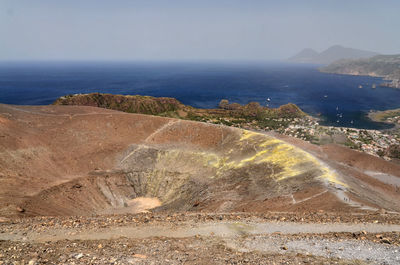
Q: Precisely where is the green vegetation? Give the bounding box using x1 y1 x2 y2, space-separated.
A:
344 140 361 150
369 108 400 124
186 111 204 122
387 145 400 159
54 94 306 132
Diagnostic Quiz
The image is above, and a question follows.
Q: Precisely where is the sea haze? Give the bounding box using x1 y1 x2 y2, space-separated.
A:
0 61 399 129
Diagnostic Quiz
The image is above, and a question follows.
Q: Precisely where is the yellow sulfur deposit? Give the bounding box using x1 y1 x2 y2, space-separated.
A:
152 129 346 187
237 131 347 187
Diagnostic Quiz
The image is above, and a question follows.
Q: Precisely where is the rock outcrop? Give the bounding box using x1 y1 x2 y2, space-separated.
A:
54 93 305 120
55 93 183 115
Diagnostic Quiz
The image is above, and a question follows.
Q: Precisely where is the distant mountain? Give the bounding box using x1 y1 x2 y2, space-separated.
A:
288 48 319 63
320 54 400 88
288 45 379 64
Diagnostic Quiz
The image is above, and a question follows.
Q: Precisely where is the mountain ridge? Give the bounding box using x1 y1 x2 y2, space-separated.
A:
288 45 379 64
320 54 400 88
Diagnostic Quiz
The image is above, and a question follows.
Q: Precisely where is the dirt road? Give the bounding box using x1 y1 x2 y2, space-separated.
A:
1 213 400 264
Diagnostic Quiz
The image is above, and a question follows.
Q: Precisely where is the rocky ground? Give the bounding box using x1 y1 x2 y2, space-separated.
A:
1 213 400 264
1 104 400 264
0 236 364 265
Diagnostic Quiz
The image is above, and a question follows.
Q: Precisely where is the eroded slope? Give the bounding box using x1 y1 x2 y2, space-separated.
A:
0 104 399 217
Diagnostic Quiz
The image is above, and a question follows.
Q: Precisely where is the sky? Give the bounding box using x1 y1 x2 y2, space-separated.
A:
1 0 400 61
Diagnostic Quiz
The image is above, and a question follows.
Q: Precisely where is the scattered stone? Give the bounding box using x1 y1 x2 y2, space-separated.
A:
0 217 9 223
28 259 37 265
16 207 25 213
74 253 84 259
72 184 82 189
133 254 147 259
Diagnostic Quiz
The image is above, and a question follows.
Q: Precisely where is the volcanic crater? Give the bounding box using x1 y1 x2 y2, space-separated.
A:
0 104 399 217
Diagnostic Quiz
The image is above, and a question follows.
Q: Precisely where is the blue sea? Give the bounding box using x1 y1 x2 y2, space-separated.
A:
1 61 399 129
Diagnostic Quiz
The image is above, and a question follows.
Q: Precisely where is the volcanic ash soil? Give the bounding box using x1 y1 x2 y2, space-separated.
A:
1 104 400 264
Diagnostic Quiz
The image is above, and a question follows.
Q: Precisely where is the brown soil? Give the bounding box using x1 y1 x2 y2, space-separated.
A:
1 103 400 264
268 131 400 212
1 213 399 264
0 236 364 265
1 104 400 217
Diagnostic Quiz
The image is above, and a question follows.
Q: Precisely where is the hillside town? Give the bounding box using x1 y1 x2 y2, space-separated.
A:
208 114 400 160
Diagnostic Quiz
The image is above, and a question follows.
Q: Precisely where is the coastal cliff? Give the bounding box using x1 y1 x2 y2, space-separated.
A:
320 54 400 88
54 93 305 128
54 93 184 115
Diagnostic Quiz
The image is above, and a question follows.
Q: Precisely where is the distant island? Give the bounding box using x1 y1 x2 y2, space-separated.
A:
288 45 378 64
320 54 400 88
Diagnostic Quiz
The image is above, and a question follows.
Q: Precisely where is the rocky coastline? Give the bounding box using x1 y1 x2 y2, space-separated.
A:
320 54 400 89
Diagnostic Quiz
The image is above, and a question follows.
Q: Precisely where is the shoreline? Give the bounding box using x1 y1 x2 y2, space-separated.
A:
319 70 400 89
368 108 400 129
318 53 400 89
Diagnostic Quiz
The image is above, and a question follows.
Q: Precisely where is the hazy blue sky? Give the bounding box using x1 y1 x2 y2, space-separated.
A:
1 0 399 61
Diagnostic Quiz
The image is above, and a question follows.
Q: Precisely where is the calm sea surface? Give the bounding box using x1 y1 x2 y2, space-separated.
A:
1 61 399 129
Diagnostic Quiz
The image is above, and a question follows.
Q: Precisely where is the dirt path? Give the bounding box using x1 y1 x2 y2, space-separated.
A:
2 221 400 243
1 220 400 264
